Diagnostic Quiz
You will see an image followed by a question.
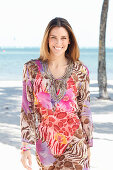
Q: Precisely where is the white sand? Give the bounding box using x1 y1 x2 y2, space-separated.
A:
0 80 113 170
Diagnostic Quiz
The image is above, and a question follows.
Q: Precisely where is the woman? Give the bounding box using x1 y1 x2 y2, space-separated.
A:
20 17 93 170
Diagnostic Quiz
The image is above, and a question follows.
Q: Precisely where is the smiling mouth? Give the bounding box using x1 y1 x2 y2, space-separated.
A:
54 47 63 50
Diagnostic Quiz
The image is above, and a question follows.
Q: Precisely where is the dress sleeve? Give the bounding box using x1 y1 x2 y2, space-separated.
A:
20 64 36 145
77 68 93 148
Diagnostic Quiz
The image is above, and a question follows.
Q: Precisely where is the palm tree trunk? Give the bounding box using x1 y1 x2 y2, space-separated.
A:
98 0 109 99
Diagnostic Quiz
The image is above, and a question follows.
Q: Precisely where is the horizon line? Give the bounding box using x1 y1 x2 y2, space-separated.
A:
0 46 113 49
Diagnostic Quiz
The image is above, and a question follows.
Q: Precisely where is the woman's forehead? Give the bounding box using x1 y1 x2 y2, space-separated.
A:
49 27 69 36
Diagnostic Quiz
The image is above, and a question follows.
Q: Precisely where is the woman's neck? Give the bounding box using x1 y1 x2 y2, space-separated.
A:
48 55 68 68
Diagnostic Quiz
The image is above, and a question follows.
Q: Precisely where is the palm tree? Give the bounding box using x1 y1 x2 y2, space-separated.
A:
98 0 109 99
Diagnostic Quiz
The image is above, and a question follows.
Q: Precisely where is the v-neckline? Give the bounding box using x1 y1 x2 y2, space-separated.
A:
39 60 74 104
45 60 72 80
48 64 69 80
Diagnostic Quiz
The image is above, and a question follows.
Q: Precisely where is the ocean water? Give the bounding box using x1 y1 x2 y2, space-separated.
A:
0 47 113 81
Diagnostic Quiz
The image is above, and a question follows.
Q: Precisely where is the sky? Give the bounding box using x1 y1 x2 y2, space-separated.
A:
0 0 113 48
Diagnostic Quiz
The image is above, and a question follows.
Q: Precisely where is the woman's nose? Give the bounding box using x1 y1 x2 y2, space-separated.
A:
56 38 62 45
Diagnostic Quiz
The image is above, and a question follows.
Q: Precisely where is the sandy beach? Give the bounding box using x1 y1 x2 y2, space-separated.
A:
0 80 113 170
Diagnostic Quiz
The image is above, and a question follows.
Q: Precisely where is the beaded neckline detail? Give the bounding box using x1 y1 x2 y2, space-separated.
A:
41 60 74 104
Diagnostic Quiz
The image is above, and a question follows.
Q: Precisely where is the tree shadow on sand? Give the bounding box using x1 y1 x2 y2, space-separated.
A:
0 86 35 153
93 122 113 142
90 82 113 99
94 122 113 134
0 86 22 126
90 82 113 141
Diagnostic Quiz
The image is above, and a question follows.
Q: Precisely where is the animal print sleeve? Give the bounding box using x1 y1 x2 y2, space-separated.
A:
77 68 93 148
20 64 36 145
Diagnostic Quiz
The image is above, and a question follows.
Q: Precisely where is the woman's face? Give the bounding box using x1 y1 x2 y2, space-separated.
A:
48 26 70 57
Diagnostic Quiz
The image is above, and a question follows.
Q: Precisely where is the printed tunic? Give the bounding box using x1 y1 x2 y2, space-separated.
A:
20 59 93 170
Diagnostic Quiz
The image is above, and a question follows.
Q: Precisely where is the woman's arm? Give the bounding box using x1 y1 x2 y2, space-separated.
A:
20 63 36 170
20 63 36 145
77 67 93 148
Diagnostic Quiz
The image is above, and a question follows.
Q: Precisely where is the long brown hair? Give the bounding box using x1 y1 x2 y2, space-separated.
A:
39 17 80 62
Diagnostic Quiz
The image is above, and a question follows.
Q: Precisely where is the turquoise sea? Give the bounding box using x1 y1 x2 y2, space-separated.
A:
0 47 113 81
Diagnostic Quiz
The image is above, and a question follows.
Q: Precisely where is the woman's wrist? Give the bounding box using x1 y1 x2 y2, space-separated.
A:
21 142 31 151
21 142 29 147
20 146 31 151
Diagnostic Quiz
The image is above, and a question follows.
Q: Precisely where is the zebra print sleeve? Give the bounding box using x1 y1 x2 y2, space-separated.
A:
20 63 36 145
77 68 93 148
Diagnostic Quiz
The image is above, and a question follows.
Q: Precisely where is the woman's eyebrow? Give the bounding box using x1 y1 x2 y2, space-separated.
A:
49 35 56 37
61 36 68 38
49 35 68 37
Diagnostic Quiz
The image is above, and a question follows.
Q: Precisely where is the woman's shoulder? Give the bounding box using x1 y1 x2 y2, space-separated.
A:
23 59 43 81
24 59 41 70
24 59 40 67
74 60 89 76
23 59 43 80
73 60 90 82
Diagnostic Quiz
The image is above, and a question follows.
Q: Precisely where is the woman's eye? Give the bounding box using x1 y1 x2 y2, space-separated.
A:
51 37 56 39
61 37 67 40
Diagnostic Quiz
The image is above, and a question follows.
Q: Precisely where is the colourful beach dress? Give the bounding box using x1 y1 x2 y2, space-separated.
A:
20 59 93 170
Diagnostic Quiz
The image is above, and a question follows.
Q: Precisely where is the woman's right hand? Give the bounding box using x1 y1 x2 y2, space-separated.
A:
21 150 32 170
